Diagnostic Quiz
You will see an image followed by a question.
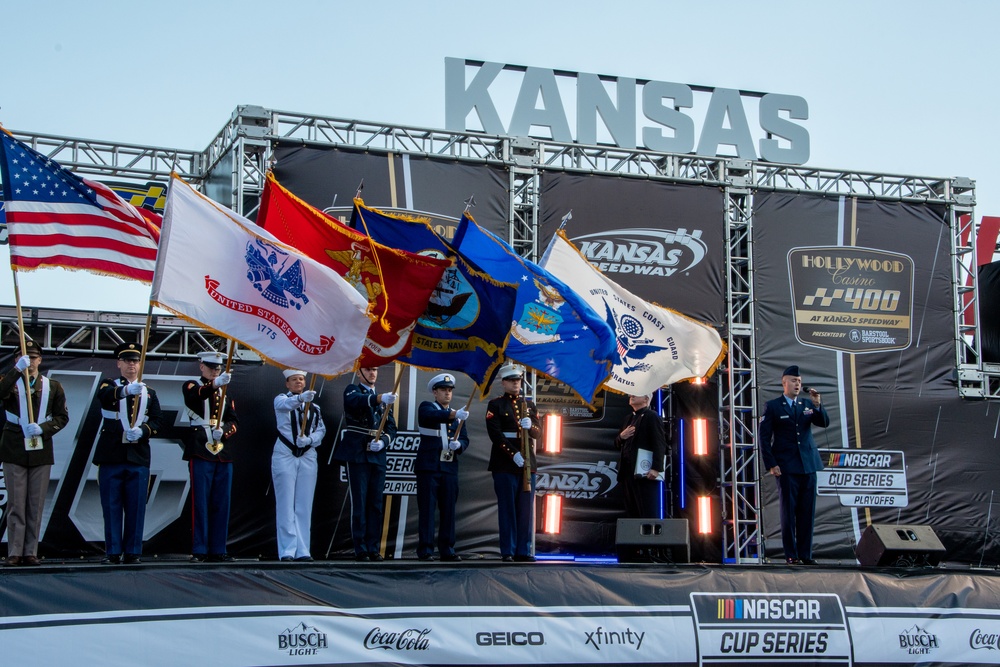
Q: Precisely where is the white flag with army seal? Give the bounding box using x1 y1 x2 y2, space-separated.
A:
151 175 372 376
540 230 726 394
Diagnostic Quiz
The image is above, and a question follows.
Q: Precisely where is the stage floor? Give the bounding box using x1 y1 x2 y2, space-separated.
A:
2 558 998 666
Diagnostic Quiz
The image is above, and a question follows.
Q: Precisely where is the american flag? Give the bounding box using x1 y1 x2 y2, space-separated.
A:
0 130 160 283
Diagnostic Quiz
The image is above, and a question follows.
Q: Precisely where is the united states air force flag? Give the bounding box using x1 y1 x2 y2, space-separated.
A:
353 202 518 391
453 217 614 406
541 230 725 395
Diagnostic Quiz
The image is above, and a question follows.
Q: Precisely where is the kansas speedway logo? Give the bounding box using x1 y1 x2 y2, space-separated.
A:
572 228 707 277
788 246 914 353
535 461 619 499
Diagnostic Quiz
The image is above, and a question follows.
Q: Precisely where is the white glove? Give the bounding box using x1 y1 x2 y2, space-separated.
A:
14 355 30 372
125 382 145 396
296 435 314 447
212 428 224 441
368 439 385 452
380 393 397 405
448 439 462 451
513 452 525 467
213 372 231 388
25 422 42 437
455 408 470 421
126 426 143 442
519 417 532 429
297 390 317 403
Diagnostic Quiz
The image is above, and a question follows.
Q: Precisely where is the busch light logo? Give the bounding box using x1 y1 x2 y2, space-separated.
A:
277 622 329 656
536 461 618 499
245 239 309 310
573 228 707 277
898 624 938 655
364 627 431 651
971 629 1000 651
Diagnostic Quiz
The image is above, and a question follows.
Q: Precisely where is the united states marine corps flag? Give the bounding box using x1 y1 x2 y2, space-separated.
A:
540 230 726 394
257 173 451 367
151 175 372 376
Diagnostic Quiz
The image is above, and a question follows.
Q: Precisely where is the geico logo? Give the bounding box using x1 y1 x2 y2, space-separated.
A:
476 631 544 646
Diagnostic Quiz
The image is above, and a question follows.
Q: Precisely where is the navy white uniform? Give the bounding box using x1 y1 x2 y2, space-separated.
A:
758 365 830 562
416 373 469 561
182 352 238 561
272 374 326 561
0 341 68 566
334 375 397 559
93 343 162 562
485 363 539 561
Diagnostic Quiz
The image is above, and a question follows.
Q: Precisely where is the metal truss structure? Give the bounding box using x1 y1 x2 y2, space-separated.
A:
5 108 984 563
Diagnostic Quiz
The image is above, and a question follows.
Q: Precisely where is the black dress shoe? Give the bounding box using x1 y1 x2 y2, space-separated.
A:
786 557 802 565
280 556 294 562
189 554 206 563
123 555 141 565
513 554 536 562
355 552 370 562
101 554 122 565
441 553 462 562
5 555 21 566
207 554 234 563
801 558 818 565
417 553 433 561
369 553 384 562
293 556 314 562
501 555 513 563
21 555 41 566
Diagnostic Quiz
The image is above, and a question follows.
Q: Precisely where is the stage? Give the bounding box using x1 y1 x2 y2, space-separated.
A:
2 556 999 666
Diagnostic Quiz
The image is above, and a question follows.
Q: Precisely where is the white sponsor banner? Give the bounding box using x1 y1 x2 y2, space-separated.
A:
151 176 372 376
846 608 1000 665
817 448 908 507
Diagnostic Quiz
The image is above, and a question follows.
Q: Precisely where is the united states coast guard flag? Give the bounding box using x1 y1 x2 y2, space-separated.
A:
541 230 726 394
151 176 372 376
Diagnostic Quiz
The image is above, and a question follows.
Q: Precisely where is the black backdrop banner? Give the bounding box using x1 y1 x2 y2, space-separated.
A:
752 193 999 563
539 172 726 325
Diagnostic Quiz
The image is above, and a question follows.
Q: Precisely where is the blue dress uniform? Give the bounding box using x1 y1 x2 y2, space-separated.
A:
486 363 540 562
416 373 469 561
334 373 397 560
758 365 830 563
93 343 162 563
181 351 239 562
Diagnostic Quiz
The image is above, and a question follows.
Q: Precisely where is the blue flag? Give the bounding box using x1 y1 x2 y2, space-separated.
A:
352 201 518 391
451 215 614 406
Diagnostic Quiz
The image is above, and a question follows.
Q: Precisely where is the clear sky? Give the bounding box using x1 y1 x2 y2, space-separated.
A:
2 0 997 313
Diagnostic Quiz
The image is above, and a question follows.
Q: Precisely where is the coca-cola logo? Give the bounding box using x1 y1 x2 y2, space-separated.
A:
364 627 431 651
971 629 1000 651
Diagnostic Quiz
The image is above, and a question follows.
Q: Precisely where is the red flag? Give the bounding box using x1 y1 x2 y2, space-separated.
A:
0 130 160 283
258 173 450 367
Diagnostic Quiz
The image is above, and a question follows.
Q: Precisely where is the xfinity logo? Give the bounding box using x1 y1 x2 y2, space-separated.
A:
535 461 618 499
364 627 431 651
277 622 329 657
585 626 645 651
573 228 707 277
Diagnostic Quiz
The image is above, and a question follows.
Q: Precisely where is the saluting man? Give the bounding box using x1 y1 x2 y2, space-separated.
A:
334 366 397 561
272 369 326 562
485 362 540 563
415 372 470 562
182 350 238 563
0 340 68 566
93 342 162 564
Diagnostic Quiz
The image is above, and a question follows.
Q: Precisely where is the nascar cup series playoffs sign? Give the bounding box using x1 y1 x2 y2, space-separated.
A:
788 246 914 353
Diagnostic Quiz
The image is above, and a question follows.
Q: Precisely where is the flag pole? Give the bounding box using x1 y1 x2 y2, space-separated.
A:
207 340 236 455
130 302 155 427
520 397 532 492
298 374 318 435
370 371 402 443
10 269 40 450
450 391 477 442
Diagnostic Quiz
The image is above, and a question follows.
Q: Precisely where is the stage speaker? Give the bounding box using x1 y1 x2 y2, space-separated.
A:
616 518 690 563
855 524 946 567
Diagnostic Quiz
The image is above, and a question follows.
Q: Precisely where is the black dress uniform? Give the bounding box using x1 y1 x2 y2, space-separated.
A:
416 373 469 561
485 363 539 562
334 375 397 560
758 365 830 563
181 351 238 561
93 343 162 563
614 400 667 519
